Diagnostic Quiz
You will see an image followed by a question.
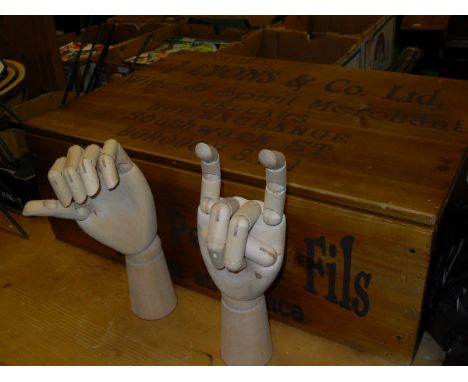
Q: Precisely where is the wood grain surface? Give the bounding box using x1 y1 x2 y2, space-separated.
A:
24 52 468 225
0 212 392 365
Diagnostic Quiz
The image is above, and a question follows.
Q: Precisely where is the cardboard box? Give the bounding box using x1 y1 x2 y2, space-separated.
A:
57 22 167 53
362 16 396 70
107 16 187 25
275 15 383 35
58 22 168 90
22 52 468 363
270 16 396 69
102 23 257 77
187 16 282 29
221 29 363 68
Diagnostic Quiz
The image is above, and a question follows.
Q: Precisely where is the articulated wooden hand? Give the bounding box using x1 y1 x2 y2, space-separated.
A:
23 139 176 320
196 143 287 365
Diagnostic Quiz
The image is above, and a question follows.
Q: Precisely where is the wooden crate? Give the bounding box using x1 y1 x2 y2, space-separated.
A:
23 52 468 364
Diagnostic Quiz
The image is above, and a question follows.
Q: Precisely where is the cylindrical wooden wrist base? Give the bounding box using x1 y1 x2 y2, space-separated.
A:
221 294 272 365
125 235 177 320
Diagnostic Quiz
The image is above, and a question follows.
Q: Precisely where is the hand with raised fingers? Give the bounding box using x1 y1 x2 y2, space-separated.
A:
196 142 287 366
23 139 176 320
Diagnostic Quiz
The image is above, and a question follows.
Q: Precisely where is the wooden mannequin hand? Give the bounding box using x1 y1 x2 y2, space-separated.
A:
23 139 176 320
196 143 287 300
23 139 157 255
196 143 287 365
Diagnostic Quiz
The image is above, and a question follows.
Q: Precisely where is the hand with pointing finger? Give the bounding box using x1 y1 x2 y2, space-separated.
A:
196 143 287 366
23 139 177 320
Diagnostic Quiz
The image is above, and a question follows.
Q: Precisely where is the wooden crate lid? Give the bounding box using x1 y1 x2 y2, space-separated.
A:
24 52 468 226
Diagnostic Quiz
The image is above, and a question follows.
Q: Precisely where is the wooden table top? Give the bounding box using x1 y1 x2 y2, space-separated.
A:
0 211 394 365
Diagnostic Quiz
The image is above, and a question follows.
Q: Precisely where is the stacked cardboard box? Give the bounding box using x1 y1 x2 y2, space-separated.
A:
269 16 396 69
220 29 363 68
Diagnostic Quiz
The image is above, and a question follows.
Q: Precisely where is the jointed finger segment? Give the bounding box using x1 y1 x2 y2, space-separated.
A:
196 143 221 214
102 139 134 171
224 201 262 272
258 149 287 226
64 145 87 204
99 153 119 190
196 142 219 165
245 236 278 267
98 139 135 190
23 199 90 220
48 156 72 207
81 144 101 196
207 198 240 269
